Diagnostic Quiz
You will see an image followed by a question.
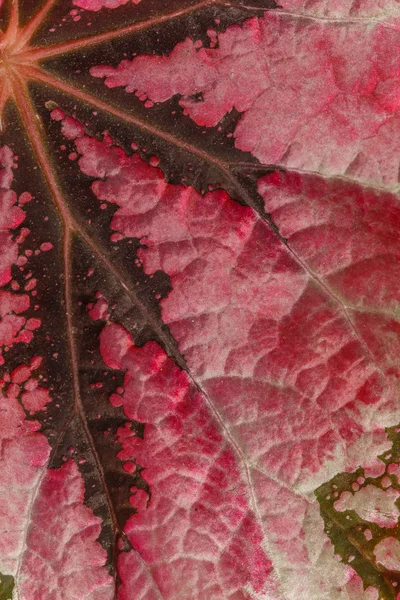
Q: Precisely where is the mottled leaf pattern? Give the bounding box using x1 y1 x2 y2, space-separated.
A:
1 0 400 599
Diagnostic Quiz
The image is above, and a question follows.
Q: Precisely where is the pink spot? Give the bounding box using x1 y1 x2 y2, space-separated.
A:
21 387 51 413
18 192 32 205
61 116 85 140
16 227 30 243
11 364 31 383
7 383 20 398
40 242 53 252
99 324 132 370
149 156 159 167
30 356 42 370
88 297 109 321
72 0 136 10
24 378 39 392
110 232 124 242
364 529 373 541
26 318 41 331
50 108 65 121
25 279 37 291
374 537 400 571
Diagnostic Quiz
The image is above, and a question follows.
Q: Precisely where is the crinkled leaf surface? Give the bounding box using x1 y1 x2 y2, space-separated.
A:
1 0 400 599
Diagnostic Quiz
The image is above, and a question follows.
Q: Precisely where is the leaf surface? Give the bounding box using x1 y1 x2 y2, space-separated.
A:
1 1 400 599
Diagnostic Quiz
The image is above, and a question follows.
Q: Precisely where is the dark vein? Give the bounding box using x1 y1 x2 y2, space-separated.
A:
10 75 123 598
6 0 19 44
22 0 218 61
20 0 272 62
222 1 275 9
16 0 58 50
26 66 230 173
0 80 11 132
14 68 188 370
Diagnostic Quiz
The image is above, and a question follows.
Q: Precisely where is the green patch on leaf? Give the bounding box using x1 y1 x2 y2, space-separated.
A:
0 573 14 600
316 426 400 599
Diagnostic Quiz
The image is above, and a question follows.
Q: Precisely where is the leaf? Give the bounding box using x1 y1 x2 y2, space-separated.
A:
1 0 400 599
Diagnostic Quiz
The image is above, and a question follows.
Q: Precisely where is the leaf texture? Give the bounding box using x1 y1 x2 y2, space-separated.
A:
1 0 400 599
91 12 400 188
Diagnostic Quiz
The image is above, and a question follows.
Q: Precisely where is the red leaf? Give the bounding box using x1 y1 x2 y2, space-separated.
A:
1 0 400 598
